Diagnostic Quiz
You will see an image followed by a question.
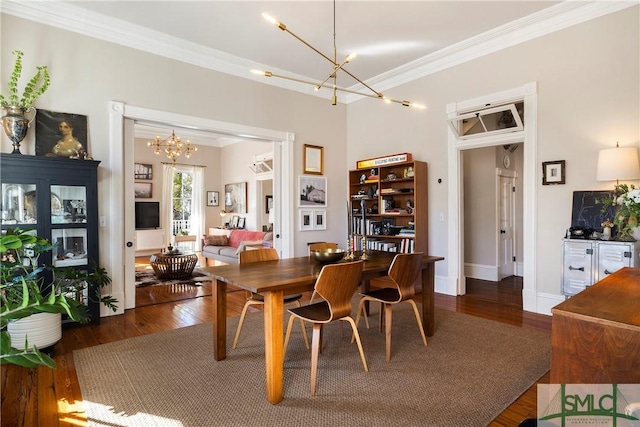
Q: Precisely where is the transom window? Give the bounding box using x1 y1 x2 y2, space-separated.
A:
448 102 524 138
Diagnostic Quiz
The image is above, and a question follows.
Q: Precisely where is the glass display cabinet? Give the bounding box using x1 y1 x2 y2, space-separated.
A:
0 153 101 322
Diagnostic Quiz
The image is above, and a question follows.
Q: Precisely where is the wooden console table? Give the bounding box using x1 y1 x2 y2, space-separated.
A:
551 267 640 384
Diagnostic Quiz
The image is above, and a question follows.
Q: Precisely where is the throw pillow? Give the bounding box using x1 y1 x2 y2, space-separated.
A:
235 240 264 255
203 235 229 246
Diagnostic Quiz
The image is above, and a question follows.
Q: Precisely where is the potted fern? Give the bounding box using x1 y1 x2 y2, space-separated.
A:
1 50 51 154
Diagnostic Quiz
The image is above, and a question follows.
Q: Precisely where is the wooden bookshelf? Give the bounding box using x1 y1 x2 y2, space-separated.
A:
349 160 427 254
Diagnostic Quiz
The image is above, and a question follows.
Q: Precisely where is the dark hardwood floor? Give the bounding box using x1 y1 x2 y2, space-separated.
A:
1 267 551 427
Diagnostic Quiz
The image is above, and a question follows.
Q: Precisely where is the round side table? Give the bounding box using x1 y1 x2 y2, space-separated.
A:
149 251 198 279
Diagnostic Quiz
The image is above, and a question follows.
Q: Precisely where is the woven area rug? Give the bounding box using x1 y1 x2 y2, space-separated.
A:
74 305 550 427
135 269 210 287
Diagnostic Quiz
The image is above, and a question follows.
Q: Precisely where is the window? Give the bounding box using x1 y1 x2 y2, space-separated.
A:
448 102 524 139
172 171 193 236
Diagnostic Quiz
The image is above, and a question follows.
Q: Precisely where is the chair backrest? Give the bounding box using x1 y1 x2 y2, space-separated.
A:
239 247 279 264
308 242 339 256
314 260 363 321
388 252 424 301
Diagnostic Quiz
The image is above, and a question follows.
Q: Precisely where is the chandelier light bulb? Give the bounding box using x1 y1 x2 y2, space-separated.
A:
345 53 357 62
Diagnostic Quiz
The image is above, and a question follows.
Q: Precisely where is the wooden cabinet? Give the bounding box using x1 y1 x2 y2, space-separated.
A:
562 239 639 296
551 268 640 384
349 160 427 254
0 154 101 322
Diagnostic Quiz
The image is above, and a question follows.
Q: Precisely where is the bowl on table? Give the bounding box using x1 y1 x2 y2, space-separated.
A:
311 248 346 264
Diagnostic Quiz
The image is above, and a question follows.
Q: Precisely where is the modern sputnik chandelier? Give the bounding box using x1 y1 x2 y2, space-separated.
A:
252 1 425 109
147 130 198 167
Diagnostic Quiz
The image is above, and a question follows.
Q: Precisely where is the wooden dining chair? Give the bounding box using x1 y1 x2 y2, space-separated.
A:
353 252 427 362
307 242 339 304
283 260 368 396
232 248 309 350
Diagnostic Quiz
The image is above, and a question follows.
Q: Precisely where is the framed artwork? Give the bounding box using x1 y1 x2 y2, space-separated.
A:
134 182 152 198
230 215 240 229
207 191 219 207
303 144 324 175
299 209 313 231
224 182 247 213
134 163 153 180
298 175 327 207
265 195 273 214
313 210 326 230
542 160 566 185
35 109 89 158
237 217 246 229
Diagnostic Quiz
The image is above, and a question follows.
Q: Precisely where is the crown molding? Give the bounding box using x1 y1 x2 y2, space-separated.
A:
3 0 637 106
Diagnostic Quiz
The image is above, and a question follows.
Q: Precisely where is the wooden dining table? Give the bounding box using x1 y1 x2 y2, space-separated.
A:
198 251 444 404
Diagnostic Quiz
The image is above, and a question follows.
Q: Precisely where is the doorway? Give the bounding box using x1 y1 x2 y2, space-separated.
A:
446 82 538 313
108 102 295 311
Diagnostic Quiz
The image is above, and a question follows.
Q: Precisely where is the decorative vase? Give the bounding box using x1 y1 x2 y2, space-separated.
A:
7 312 62 350
2 105 37 154
632 227 640 242
602 226 611 240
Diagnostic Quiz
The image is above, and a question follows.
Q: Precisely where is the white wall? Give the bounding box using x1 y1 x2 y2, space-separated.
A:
0 14 348 274
347 7 640 299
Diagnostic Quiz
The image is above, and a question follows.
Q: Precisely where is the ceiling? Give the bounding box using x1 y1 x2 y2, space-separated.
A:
6 1 630 145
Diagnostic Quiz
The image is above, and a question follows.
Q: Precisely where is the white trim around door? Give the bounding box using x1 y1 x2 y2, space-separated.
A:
108 102 294 311
445 82 539 313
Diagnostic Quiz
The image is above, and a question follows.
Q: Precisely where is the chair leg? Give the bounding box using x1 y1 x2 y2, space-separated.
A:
283 313 298 359
310 324 322 396
352 298 369 343
232 300 262 349
406 299 428 346
343 316 369 372
293 300 310 349
384 303 392 362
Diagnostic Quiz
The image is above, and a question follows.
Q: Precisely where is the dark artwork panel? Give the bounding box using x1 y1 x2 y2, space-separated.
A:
35 109 88 157
571 191 616 233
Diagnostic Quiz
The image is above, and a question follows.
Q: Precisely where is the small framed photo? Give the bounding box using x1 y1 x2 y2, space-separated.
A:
299 209 313 231
207 191 219 207
134 182 152 198
303 144 324 175
230 215 240 229
313 210 326 230
134 163 153 180
542 160 566 185
237 217 246 229
298 175 327 207
265 195 273 214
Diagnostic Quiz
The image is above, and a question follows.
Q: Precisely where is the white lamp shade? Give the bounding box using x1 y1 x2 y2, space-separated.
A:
596 146 640 181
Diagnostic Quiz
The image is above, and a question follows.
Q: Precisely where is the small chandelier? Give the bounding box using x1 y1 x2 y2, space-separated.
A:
147 130 198 166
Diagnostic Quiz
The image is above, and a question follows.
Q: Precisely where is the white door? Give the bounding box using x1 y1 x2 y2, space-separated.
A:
498 170 516 279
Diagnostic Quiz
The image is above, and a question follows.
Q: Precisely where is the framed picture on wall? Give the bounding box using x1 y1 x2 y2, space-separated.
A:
298 175 327 207
542 160 565 185
313 210 326 230
303 144 324 175
134 163 153 180
265 195 273 214
207 191 219 207
225 182 247 213
134 182 152 198
299 209 313 231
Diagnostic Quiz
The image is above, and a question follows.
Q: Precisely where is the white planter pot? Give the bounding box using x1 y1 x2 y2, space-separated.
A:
633 227 640 241
7 312 62 350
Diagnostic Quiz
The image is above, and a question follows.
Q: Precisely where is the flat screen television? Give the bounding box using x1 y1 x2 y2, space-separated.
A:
135 201 160 230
